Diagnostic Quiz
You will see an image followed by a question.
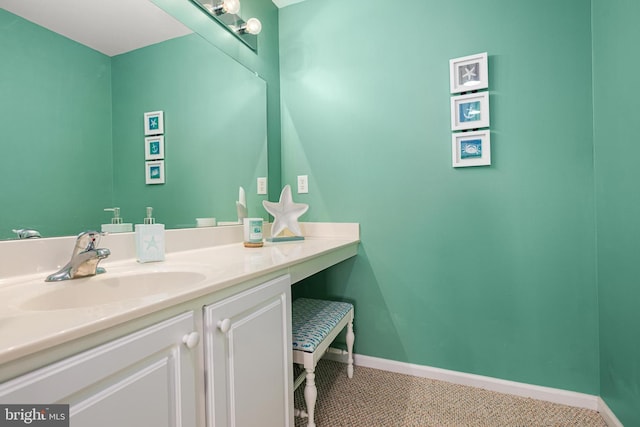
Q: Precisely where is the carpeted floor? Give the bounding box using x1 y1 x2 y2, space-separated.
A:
293 360 607 427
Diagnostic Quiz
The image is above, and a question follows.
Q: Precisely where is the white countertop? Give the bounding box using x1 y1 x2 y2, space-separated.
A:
0 223 359 366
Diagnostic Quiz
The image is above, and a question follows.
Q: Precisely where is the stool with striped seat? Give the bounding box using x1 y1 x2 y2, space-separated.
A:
292 298 355 427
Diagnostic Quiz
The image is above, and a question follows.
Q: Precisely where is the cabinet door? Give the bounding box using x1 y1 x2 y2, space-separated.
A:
0 312 198 427
204 275 293 427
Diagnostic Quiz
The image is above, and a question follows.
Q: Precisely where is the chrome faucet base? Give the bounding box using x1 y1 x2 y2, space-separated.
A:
45 231 110 282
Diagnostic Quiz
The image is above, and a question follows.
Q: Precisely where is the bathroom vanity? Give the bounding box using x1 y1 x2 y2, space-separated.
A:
0 223 359 427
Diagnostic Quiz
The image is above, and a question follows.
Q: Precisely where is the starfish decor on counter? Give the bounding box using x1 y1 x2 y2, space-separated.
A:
262 184 309 239
236 186 248 222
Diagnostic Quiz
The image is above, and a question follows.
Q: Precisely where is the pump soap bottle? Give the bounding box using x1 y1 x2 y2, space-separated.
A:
135 206 165 263
101 207 133 233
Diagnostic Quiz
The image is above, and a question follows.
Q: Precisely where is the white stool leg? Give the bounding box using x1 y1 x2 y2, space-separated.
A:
304 368 317 427
346 315 355 379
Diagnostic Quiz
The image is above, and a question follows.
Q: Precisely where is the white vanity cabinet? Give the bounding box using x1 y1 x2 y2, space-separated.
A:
203 274 294 427
0 311 198 427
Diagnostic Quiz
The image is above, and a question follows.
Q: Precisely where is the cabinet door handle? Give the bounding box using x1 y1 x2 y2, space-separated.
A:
217 318 231 333
182 331 200 349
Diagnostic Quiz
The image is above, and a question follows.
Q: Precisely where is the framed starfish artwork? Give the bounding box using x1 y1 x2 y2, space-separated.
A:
144 110 164 136
451 92 490 131
449 52 488 94
451 130 491 168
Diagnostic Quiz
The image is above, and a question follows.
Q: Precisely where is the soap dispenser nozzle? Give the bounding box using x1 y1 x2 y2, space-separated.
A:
144 206 156 225
104 207 123 225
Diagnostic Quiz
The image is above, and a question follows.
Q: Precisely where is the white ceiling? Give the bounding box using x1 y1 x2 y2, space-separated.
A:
0 0 193 56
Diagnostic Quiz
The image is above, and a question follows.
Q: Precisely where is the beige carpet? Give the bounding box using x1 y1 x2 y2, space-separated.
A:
293 360 607 427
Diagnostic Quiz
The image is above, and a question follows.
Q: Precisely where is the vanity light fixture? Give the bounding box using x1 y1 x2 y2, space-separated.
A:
236 17 262 35
208 0 240 15
190 0 261 51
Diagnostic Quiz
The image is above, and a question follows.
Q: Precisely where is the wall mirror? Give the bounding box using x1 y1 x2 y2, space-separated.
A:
0 0 268 240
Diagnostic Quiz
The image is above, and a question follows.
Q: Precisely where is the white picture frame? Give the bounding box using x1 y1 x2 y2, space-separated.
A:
145 160 165 184
144 110 164 135
449 52 488 94
451 92 490 131
144 136 164 160
452 130 491 168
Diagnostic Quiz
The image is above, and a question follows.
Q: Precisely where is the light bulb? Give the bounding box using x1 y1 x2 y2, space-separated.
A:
245 18 262 35
223 0 240 14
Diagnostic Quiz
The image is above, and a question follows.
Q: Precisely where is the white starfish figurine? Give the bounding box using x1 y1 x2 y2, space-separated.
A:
262 185 309 237
236 186 247 222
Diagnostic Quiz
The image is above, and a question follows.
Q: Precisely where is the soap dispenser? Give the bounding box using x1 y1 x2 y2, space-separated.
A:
102 207 133 233
135 207 165 263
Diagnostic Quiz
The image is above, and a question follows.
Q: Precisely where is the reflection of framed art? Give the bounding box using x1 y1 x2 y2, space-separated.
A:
452 130 491 167
145 136 164 160
451 92 490 131
449 52 488 93
144 111 164 135
145 160 165 184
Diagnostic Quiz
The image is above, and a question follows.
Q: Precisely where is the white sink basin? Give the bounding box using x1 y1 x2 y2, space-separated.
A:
19 271 207 311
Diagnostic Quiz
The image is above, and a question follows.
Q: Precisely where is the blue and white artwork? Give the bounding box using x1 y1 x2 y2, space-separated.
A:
144 136 164 160
149 141 160 155
460 139 482 159
148 117 159 131
144 110 164 135
145 160 165 184
452 130 491 168
451 92 489 131
459 101 481 123
149 165 161 179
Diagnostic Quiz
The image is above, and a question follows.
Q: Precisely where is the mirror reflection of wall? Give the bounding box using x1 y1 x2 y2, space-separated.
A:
112 34 267 229
0 4 268 240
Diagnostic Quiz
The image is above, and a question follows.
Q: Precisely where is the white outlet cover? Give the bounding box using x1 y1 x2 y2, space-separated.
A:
257 177 267 195
297 175 308 194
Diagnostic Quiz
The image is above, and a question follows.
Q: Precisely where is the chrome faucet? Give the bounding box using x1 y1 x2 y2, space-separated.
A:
46 231 111 282
12 228 41 239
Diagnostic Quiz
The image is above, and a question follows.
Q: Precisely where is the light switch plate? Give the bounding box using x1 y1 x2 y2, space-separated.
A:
297 175 309 194
257 177 267 195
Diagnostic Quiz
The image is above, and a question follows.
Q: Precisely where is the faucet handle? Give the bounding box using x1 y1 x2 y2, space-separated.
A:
74 230 104 253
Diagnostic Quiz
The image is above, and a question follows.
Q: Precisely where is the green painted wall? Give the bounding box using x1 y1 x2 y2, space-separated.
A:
0 9 113 239
593 0 640 424
281 0 599 394
111 34 268 226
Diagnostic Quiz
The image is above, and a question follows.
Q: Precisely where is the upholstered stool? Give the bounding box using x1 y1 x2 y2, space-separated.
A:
292 298 355 427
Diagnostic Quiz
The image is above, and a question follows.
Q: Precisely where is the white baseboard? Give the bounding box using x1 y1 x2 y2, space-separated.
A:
598 397 624 427
323 350 616 418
